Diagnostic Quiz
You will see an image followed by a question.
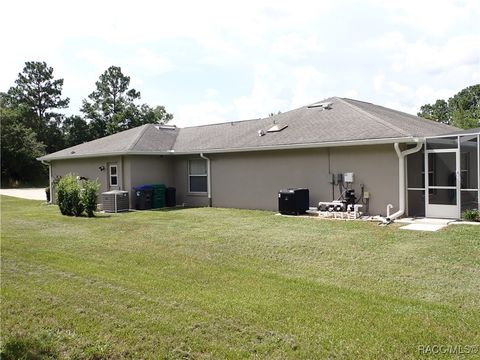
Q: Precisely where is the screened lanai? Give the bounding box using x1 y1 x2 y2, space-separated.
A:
407 129 480 219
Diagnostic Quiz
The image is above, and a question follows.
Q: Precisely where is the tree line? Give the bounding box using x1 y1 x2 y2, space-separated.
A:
1 61 479 187
417 84 480 129
1 61 172 186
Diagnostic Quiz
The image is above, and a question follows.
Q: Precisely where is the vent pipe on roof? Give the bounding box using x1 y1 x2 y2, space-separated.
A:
307 101 332 110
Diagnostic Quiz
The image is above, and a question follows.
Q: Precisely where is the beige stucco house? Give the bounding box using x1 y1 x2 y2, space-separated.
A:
38 97 480 219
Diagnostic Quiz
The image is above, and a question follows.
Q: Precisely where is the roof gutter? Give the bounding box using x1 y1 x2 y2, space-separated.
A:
37 136 421 161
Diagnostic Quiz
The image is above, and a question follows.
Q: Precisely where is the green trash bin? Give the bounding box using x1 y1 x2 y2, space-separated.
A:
151 184 166 208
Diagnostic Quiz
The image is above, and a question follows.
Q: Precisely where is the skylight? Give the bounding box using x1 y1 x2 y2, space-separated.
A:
267 124 288 133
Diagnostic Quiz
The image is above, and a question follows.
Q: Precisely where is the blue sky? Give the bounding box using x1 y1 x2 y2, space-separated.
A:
1 0 479 127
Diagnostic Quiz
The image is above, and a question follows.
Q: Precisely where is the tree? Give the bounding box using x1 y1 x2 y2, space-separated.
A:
81 66 172 137
417 99 449 124
0 97 46 184
62 115 94 147
449 85 480 129
137 104 173 126
418 84 480 129
4 61 69 150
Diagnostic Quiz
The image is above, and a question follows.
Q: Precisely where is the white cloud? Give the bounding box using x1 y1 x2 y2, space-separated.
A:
373 73 385 93
126 49 173 75
271 34 323 59
361 0 477 35
174 100 233 127
394 35 480 73
2 0 479 127
344 89 359 98
233 67 288 120
205 88 219 98
290 66 327 107
233 63 326 120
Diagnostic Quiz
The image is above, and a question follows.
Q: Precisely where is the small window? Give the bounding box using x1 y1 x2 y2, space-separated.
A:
109 164 118 186
188 159 207 193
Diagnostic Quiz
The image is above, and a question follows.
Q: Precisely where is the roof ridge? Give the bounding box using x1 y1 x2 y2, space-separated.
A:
127 124 151 151
181 117 264 129
336 97 410 137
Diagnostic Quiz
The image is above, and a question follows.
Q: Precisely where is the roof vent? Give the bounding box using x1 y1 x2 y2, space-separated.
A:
258 129 266 137
155 124 177 130
70 150 76 154
267 124 288 133
308 101 332 110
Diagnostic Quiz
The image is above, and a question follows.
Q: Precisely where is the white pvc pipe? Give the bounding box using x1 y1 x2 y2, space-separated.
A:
387 141 423 221
386 204 393 218
200 153 212 207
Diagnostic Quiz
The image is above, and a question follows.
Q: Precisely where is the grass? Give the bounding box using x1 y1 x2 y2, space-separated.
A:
1 195 479 359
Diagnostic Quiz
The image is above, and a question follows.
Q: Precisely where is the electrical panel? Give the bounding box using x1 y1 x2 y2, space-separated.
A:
364 191 370 199
344 172 354 183
337 173 343 183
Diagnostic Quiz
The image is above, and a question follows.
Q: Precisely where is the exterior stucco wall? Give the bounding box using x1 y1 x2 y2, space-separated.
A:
123 155 174 207
209 149 331 211
172 155 210 207
328 145 399 215
50 156 123 204
49 144 400 215
171 145 398 216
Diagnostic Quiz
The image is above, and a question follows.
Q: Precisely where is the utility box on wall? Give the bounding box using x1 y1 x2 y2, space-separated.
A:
344 172 354 183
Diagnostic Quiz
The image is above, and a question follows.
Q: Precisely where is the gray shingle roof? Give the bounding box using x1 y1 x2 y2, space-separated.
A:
39 124 179 160
39 97 460 160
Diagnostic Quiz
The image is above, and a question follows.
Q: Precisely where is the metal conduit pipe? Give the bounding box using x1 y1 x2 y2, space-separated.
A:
386 140 423 222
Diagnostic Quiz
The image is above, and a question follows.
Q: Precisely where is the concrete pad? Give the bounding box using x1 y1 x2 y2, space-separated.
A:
400 223 447 232
396 217 454 225
0 188 47 201
415 218 453 225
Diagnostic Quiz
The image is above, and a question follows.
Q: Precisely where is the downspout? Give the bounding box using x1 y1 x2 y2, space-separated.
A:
41 160 52 204
200 153 212 207
386 140 423 222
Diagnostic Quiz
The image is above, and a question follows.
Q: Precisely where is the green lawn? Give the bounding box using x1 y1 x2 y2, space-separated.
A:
1 195 479 359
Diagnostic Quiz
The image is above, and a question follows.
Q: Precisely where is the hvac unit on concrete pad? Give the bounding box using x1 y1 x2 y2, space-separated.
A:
101 190 129 213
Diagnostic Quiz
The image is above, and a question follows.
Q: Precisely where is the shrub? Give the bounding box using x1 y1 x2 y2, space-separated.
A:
462 209 479 221
81 179 100 217
56 175 100 217
56 174 84 216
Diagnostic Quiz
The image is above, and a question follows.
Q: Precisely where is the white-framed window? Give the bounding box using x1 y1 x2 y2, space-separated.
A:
109 164 118 186
188 159 207 193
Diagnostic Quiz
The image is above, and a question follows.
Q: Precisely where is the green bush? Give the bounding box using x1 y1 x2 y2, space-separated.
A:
462 209 479 221
56 174 100 217
57 174 84 216
81 179 100 217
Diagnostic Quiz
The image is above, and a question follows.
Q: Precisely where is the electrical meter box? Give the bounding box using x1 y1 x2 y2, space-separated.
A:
344 172 354 183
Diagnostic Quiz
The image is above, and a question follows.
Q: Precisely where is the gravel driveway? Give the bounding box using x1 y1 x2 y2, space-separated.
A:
0 188 47 201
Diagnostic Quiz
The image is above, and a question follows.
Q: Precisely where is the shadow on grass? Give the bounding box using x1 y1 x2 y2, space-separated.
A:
1 336 57 360
148 206 193 212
